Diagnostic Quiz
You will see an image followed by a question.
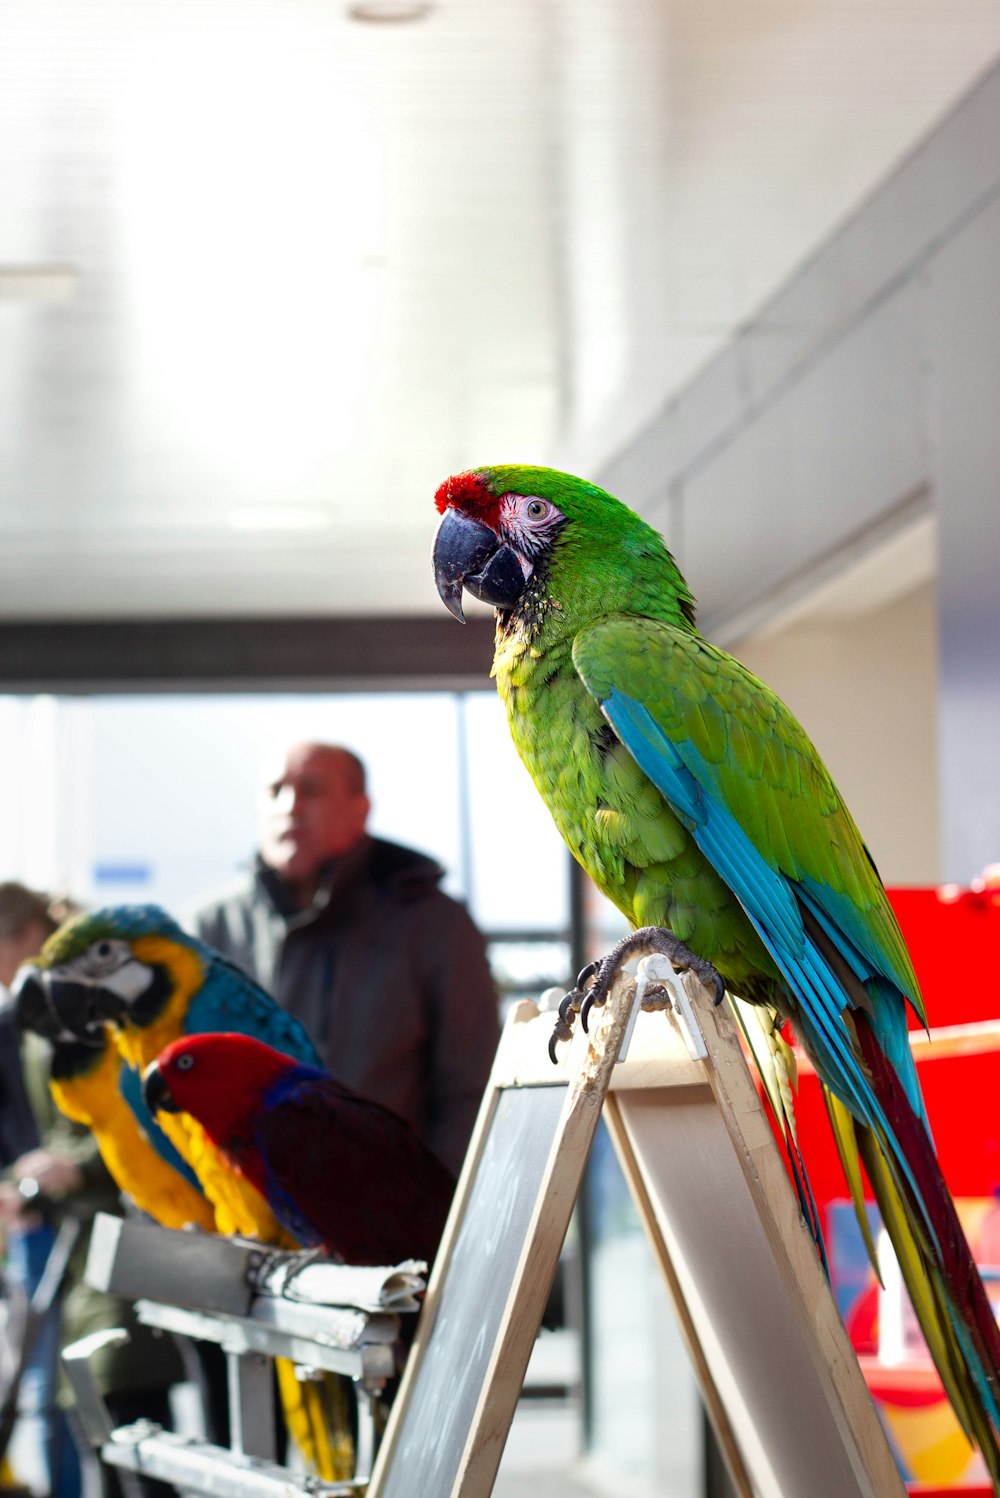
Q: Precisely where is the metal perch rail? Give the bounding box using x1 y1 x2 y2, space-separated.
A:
63 1214 426 1498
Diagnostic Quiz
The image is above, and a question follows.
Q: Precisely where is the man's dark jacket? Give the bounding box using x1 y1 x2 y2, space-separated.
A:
190 836 499 1176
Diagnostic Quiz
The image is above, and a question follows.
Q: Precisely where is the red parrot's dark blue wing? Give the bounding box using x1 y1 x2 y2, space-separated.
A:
253 1070 455 1266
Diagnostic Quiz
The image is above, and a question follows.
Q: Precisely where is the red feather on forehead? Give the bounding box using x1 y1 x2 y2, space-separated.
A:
433 470 501 527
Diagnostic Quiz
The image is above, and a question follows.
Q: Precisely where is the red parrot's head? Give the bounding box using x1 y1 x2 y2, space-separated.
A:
143 1032 295 1143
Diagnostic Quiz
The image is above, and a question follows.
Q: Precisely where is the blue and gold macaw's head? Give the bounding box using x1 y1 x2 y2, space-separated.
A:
11 904 209 1041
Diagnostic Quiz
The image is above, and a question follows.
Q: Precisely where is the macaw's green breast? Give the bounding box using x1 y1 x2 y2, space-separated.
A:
494 638 781 1003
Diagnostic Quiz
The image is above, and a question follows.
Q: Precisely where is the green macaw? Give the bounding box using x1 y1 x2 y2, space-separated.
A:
432 463 1000 1485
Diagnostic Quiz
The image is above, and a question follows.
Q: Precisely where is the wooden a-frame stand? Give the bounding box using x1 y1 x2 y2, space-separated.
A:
367 964 905 1498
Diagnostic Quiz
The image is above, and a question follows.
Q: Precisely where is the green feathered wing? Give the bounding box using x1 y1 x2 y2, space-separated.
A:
560 613 1000 1473
571 615 921 1010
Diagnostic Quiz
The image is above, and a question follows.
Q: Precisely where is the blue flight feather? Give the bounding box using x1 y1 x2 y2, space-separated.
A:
600 688 935 1233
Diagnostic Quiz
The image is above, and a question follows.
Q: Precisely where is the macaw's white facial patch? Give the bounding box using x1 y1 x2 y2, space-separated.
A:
100 957 154 1001
64 948 154 1001
498 493 566 564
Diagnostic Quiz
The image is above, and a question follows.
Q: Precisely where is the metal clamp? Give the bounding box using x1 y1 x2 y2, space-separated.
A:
628 955 708 1062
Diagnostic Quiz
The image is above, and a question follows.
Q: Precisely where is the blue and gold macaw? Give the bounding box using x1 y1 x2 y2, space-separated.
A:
20 904 318 1237
15 904 347 1479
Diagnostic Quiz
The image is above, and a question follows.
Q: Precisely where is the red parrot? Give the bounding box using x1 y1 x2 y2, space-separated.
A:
142 1032 456 1267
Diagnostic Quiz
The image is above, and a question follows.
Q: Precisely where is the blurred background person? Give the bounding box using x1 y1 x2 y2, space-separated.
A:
0 883 181 1498
0 883 81 1498
0 886 51 1183
190 741 499 1176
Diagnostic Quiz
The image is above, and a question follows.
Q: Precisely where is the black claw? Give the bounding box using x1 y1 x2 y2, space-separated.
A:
574 959 599 991
580 990 599 1034
549 983 586 1064
548 1014 576 1064
676 950 726 1006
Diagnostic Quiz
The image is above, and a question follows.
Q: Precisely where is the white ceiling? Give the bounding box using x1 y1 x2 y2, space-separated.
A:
1 0 998 619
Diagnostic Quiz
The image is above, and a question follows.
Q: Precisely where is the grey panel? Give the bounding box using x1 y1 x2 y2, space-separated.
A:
600 349 753 506
925 189 1000 881
745 62 1000 408
665 351 753 487
601 58 1000 515
682 280 928 629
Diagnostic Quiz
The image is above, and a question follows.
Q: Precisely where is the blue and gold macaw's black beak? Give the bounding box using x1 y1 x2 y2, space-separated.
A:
432 507 527 622
142 1060 178 1116
10 963 125 1041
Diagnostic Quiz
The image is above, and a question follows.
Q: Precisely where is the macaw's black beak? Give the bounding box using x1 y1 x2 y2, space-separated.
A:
142 1061 178 1116
10 965 111 1043
84 985 130 1024
432 508 527 623
10 965 55 1036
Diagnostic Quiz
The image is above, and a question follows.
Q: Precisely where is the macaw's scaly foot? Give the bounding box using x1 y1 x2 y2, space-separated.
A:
546 928 724 1063
577 926 724 1035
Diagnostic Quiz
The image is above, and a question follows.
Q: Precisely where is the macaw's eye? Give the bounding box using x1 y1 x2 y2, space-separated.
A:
176 1054 195 1071
84 937 130 976
526 499 547 520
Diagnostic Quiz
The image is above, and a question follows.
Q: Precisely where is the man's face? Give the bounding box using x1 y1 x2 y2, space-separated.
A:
259 745 370 890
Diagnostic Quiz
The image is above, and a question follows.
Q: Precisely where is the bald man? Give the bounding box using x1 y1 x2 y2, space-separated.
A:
190 742 498 1176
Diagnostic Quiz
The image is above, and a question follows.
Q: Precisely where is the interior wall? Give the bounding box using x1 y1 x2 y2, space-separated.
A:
733 581 940 886
595 62 1000 885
